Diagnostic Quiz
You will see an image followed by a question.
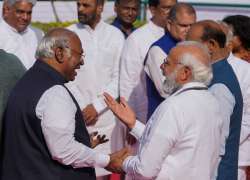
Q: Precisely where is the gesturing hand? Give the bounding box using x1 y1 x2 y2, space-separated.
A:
90 131 109 148
103 92 136 129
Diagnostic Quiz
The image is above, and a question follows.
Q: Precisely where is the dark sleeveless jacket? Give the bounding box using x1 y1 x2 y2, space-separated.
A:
210 59 243 180
1 60 96 180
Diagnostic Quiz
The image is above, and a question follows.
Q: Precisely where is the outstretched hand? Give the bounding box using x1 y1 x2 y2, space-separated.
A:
90 131 109 148
103 92 136 129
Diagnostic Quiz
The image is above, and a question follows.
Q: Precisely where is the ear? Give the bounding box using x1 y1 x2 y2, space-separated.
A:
205 39 218 53
114 3 118 13
178 66 192 82
3 3 11 19
54 47 64 63
97 4 104 15
166 19 172 32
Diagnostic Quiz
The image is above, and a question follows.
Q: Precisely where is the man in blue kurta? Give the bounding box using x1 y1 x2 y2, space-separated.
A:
187 20 243 180
144 2 196 119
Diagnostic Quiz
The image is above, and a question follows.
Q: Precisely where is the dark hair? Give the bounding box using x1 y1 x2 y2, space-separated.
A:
148 0 160 7
115 0 140 5
168 2 196 21
223 15 250 50
96 0 104 5
201 23 226 48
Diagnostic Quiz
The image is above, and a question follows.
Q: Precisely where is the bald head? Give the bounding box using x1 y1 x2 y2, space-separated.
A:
187 20 226 48
174 41 210 66
36 28 80 59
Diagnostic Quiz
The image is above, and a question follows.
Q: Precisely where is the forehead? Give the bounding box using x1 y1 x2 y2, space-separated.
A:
118 0 139 6
175 10 196 23
77 0 97 5
158 0 176 7
12 1 33 10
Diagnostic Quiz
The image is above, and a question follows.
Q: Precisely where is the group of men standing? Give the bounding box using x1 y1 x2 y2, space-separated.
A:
0 0 250 179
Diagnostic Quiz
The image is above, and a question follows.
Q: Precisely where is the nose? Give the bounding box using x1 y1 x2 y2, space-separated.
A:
128 8 133 16
160 63 164 70
22 13 29 21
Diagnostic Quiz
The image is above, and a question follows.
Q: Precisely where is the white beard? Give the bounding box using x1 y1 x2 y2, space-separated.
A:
162 69 181 95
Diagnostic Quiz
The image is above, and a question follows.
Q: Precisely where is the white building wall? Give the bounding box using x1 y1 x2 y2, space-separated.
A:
0 1 249 22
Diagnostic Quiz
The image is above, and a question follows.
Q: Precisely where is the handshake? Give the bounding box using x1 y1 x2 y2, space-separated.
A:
105 147 132 174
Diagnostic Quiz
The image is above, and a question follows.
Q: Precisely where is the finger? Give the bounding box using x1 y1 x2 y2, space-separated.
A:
104 92 117 106
90 131 98 137
120 97 129 108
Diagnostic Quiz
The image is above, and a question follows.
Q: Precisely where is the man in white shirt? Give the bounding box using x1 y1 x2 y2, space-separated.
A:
0 0 44 69
1 28 129 180
104 41 222 180
66 0 125 178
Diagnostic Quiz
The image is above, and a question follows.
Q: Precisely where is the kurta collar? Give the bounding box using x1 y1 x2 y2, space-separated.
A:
1 19 28 35
77 20 104 33
111 18 135 38
172 82 208 96
212 58 228 69
34 60 67 84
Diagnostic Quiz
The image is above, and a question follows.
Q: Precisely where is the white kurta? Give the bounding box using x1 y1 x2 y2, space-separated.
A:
67 21 124 176
227 53 250 167
123 82 222 180
120 20 165 123
0 19 44 69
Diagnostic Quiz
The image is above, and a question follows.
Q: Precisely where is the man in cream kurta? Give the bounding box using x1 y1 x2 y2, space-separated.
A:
104 42 222 180
0 0 44 69
67 0 124 178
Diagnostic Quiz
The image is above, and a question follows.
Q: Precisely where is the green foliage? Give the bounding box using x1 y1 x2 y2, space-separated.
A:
31 21 77 33
31 19 146 33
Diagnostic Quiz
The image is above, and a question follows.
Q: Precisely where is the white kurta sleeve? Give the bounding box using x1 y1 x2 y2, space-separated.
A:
129 120 146 140
123 101 181 179
144 46 169 98
36 85 110 168
92 35 125 114
240 82 250 144
209 83 235 155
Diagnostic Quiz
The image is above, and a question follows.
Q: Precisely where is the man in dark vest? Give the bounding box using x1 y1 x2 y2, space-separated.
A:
144 2 196 119
0 28 129 180
111 0 140 38
187 20 243 180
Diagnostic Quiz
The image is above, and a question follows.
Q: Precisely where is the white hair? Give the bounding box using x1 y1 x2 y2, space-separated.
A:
176 41 213 86
35 35 70 59
179 53 213 86
4 0 36 6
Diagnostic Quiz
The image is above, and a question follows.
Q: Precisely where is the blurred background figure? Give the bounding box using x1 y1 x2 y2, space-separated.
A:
0 0 44 69
111 0 140 38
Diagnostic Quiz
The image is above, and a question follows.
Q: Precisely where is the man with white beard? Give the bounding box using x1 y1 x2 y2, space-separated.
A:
103 41 222 180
